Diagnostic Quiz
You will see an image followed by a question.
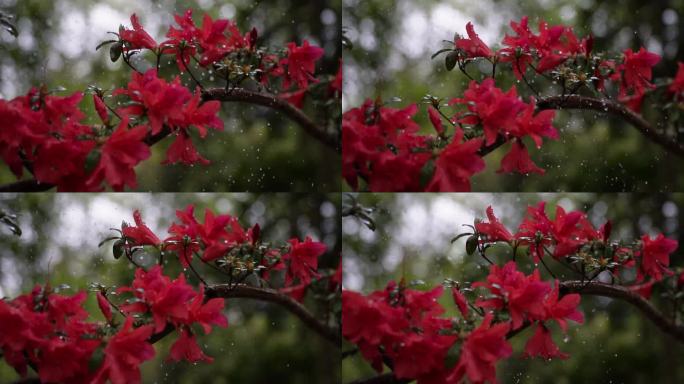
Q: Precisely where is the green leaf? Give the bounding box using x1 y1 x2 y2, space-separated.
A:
445 51 459 71
0 13 17 38
431 48 452 60
109 41 123 62
98 236 120 248
466 235 478 255
112 239 125 259
419 158 435 189
85 150 102 173
95 39 118 51
0 210 21 236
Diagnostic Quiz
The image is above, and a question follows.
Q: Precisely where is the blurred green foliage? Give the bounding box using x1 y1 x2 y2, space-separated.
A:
0 192 341 383
343 0 684 191
0 0 341 191
342 193 684 383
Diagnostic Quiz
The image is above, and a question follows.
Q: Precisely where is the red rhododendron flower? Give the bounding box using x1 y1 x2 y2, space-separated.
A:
621 47 660 94
181 88 224 136
168 328 213 363
92 317 155 384
516 202 588 261
497 140 545 175
474 262 550 329
502 16 535 52
456 22 493 58
281 40 325 89
283 236 327 286
123 209 162 246
164 206 206 265
451 287 469 318
392 332 455 381
369 150 431 192
343 283 457 382
428 106 445 135
543 282 584 332
97 292 113 322
640 233 678 281
668 62 684 97
476 206 513 243
93 94 109 124
450 79 525 146
330 60 343 96
163 10 200 70
163 131 211 166
37 337 100 383
523 323 568 359
511 101 558 148
86 117 151 191
115 69 191 135
189 285 228 334
342 101 431 191
342 290 407 372
426 128 485 192
120 14 158 51
448 313 512 384
120 266 196 332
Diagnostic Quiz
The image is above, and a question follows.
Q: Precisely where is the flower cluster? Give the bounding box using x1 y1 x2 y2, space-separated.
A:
343 17 684 192
0 287 100 383
0 268 227 384
116 10 326 102
342 80 557 191
116 266 227 364
342 282 457 382
0 206 337 383
119 205 330 301
343 202 681 383
0 8 334 191
477 202 679 290
0 89 98 190
342 101 432 191
342 267 583 384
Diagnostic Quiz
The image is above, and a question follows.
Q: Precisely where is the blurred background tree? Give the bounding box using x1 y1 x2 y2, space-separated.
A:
343 0 684 191
0 192 341 384
0 0 341 191
342 193 684 384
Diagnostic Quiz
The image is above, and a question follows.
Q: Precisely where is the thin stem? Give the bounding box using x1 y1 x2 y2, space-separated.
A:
180 48 204 91
538 254 557 279
516 57 539 97
183 243 208 286
103 291 127 318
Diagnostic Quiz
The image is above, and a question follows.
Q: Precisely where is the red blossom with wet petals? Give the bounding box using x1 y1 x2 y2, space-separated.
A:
456 22 493 58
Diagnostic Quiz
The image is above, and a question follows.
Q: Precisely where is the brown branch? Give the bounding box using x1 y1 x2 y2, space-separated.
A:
148 284 340 347
536 95 684 157
0 88 338 192
347 279 684 384
201 88 339 150
475 95 684 160
559 280 684 343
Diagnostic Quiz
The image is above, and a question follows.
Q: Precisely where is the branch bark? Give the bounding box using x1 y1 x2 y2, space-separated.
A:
148 284 340 347
0 88 339 192
346 280 684 384
475 95 684 159
202 88 339 151
536 95 684 157
559 280 684 343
